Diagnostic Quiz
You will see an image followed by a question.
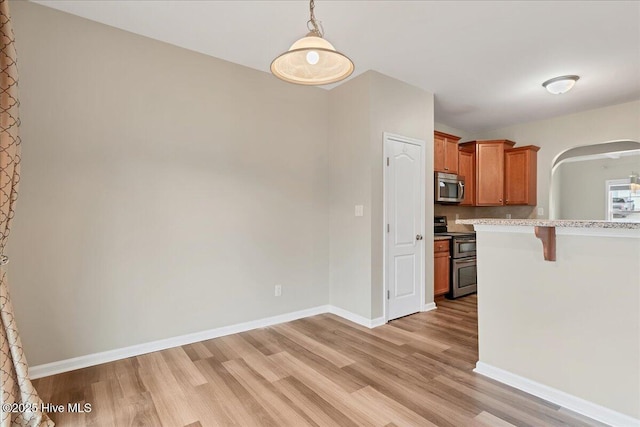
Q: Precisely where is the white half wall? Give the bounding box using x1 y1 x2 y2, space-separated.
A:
474 226 640 420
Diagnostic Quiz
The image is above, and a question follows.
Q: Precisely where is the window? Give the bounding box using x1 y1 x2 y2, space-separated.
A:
606 179 639 222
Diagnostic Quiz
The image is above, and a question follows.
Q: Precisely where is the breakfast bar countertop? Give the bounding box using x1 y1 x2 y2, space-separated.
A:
456 218 640 230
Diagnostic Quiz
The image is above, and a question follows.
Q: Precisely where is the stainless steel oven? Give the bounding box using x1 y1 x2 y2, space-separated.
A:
448 233 477 299
434 216 477 299
435 172 465 204
452 235 476 258
451 256 477 298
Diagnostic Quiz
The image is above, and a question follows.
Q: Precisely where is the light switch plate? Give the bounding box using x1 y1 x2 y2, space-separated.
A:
506 213 512 219
537 207 544 216
355 205 364 217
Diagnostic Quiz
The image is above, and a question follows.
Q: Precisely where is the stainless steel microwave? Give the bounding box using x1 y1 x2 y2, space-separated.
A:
435 172 465 203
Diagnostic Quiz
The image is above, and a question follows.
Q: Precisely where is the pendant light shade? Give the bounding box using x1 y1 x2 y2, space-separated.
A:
271 0 354 85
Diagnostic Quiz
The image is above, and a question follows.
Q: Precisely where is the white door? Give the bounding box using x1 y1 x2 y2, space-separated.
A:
385 135 425 321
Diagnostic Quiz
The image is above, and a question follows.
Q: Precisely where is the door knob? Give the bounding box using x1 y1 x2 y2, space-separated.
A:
416 234 423 240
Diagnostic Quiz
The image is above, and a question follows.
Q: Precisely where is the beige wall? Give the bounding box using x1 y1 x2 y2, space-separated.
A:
475 227 640 419
10 1 330 365
328 71 434 319
557 155 640 220
328 73 373 318
476 100 640 218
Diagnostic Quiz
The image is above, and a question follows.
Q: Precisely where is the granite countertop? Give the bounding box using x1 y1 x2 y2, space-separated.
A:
434 235 452 241
456 218 640 230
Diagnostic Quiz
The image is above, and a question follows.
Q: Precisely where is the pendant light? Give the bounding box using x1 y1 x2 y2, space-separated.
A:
271 0 354 86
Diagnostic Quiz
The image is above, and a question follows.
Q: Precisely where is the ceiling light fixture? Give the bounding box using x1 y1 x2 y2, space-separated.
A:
271 0 354 86
542 75 580 95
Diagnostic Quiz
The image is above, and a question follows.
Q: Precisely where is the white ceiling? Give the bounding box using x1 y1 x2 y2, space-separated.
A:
33 0 640 132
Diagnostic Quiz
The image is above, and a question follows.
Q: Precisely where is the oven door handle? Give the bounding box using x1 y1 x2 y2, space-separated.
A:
456 239 476 244
454 258 477 265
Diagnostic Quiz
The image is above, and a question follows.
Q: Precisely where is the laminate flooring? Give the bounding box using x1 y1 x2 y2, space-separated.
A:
33 295 607 426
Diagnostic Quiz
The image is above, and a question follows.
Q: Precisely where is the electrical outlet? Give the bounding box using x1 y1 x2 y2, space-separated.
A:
455 213 459 220
274 285 282 297
506 213 512 219
537 207 544 216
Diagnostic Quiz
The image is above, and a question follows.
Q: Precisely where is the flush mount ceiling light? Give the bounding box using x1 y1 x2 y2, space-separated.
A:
542 75 580 94
271 0 354 86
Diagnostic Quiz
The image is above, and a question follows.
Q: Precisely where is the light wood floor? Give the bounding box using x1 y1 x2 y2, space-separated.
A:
33 295 606 426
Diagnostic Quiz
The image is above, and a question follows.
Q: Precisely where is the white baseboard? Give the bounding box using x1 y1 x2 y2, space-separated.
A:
327 305 386 328
474 362 640 427
30 305 330 379
369 316 386 328
422 302 437 312
30 304 392 379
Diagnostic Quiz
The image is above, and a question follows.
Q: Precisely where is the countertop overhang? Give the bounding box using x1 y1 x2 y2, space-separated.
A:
456 218 640 261
456 218 640 229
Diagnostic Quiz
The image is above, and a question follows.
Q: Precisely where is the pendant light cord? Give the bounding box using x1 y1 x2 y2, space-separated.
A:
307 0 324 37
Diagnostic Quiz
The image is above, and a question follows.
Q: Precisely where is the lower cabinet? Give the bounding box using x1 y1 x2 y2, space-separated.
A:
434 240 450 297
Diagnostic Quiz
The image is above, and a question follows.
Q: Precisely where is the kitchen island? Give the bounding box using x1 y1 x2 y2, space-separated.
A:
457 219 640 427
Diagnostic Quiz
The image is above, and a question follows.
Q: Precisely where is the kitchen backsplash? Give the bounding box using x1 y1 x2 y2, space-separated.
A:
434 204 536 232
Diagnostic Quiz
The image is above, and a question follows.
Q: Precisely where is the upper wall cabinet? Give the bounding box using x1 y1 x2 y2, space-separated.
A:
434 131 461 174
457 149 475 206
458 140 540 206
459 140 515 206
504 145 540 206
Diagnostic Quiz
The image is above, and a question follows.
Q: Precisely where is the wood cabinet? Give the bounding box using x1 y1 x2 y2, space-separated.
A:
458 140 516 206
434 239 450 297
457 150 475 206
504 145 540 206
434 131 461 174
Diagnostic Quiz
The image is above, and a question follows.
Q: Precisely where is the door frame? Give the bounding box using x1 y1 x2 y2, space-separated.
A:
382 132 426 323
605 178 632 221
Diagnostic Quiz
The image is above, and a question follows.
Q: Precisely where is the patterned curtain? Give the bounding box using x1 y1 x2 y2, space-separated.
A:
0 1 53 426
